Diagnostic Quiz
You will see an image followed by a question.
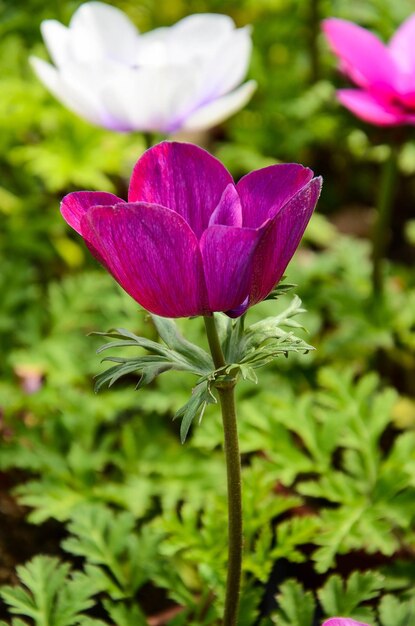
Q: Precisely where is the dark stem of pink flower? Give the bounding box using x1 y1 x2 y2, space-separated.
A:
372 143 399 297
141 131 155 150
204 315 242 626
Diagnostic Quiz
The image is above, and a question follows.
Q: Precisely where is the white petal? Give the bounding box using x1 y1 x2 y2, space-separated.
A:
68 1 139 64
168 13 235 60
101 65 200 132
182 80 256 132
197 26 252 100
40 20 71 68
136 27 170 66
30 57 120 129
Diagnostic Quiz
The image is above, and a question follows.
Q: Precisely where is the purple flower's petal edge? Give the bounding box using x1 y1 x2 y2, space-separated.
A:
248 176 322 306
61 191 124 235
200 225 258 313
322 619 370 626
237 163 314 228
322 18 397 90
80 202 209 318
128 141 233 238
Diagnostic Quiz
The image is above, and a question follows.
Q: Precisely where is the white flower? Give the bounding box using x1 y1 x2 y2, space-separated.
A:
30 2 256 133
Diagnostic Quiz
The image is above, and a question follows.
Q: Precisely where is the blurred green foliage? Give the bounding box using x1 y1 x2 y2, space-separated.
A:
1 0 415 624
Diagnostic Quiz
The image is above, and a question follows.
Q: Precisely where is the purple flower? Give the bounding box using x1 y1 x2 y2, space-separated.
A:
323 15 415 126
322 617 369 626
30 2 256 133
61 142 321 318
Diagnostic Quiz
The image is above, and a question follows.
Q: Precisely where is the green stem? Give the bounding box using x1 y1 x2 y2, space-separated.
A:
204 315 243 626
371 144 399 297
141 131 164 150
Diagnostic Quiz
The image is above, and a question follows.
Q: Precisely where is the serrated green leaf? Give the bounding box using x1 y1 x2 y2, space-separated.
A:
103 600 148 626
77 618 109 626
62 505 155 598
63 506 135 592
175 381 217 443
246 295 307 344
265 279 297 300
312 505 366 573
14 482 87 524
379 594 415 626
271 579 315 626
93 328 171 358
151 315 213 372
0 619 28 626
318 571 382 621
0 556 101 626
94 357 174 392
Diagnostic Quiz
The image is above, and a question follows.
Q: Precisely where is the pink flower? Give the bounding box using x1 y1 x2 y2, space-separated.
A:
323 620 370 626
61 142 321 318
323 15 415 125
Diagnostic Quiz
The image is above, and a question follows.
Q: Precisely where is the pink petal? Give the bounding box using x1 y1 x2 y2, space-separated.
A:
322 18 397 90
80 202 208 318
322 620 370 626
389 14 415 75
248 177 322 306
237 163 314 228
209 184 242 227
128 141 233 239
61 191 124 235
337 89 404 125
200 225 258 313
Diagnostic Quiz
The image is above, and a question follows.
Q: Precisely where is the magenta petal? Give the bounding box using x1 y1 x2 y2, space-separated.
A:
337 89 404 125
322 620 370 626
389 13 415 75
80 202 208 317
322 18 396 90
209 184 242 227
200 225 258 313
248 177 322 306
128 141 233 238
60 191 124 235
237 164 314 228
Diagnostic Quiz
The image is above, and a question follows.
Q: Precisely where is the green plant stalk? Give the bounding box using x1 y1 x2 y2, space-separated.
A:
204 315 243 626
372 145 399 297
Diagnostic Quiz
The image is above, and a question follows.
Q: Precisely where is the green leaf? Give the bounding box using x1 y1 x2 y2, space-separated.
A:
264 279 297 300
63 507 161 600
238 296 314 369
94 327 172 358
272 515 321 563
14 482 88 524
103 600 148 626
93 324 213 392
318 571 383 621
379 594 415 626
62 505 150 597
94 355 175 392
77 619 109 626
247 295 307 338
174 381 217 443
0 556 101 626
151 315 213 372
271 579 315 626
